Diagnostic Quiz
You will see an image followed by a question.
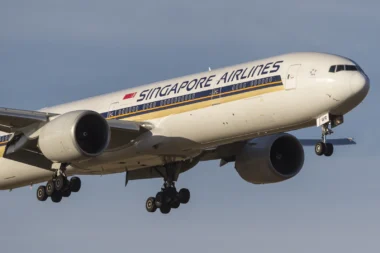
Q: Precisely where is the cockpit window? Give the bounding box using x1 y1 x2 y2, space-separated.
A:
336 65 344 72
345 65 358 71
328 65 358 73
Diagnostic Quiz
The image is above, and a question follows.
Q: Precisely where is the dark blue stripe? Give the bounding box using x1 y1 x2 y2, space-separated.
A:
0 134 11 146
104 75 283 120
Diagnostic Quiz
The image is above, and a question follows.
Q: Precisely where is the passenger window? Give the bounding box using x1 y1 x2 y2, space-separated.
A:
336 65 344 72
329 66 336 73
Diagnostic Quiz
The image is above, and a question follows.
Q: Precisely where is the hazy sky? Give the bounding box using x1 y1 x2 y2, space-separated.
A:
1 1 379 252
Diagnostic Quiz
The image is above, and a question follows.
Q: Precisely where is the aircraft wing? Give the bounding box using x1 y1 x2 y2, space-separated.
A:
0 107 57 132
0 107 148 169
0 107 144 133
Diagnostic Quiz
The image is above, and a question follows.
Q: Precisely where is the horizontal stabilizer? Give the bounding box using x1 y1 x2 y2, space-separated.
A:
299 138 356 146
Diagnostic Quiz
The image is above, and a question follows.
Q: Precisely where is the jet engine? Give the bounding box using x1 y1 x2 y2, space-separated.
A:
38 110 110 163
235 133 304 184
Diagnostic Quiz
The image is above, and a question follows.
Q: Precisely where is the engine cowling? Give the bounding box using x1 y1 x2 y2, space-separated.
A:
38 110 110 163
235 133 304 184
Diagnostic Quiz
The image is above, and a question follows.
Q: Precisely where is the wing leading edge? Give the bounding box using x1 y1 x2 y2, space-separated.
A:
0 107 57 132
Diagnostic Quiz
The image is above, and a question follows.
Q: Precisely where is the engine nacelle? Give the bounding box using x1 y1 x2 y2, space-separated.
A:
38 110 110 163
235 133 304 184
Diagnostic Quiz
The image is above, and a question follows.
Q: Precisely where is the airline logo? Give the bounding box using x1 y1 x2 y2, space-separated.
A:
137 60 284 102
123 92 137 100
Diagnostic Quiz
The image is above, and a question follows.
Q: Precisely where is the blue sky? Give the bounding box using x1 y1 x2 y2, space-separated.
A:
1 1 379 252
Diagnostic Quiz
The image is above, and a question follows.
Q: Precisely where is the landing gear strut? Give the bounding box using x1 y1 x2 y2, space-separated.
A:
145 162 190 214
315 122 334 157
36 163 82 203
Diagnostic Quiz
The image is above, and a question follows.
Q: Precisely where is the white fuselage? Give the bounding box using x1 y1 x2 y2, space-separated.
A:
0 52 369 189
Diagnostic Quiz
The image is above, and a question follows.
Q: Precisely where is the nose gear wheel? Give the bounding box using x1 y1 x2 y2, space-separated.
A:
315 122 334 157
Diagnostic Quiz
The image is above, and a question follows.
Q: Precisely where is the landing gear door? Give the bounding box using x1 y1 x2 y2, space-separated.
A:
285 64 301 90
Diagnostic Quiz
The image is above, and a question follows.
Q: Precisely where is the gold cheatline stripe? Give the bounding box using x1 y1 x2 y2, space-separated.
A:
126 85 283 121
107 80 282 120
0 146 6 157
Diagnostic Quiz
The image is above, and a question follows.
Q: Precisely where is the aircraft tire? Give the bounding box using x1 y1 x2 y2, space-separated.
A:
155 192 165 208
146 197 157 213
178 188 190 204
54 175 65 191
62 189 72 197
324 143 334 157
315 142 326 156
37 186 48 201
70 177 81 192
51 191 62 203
46 180 55 196
170 199 180 209
160 203 171 214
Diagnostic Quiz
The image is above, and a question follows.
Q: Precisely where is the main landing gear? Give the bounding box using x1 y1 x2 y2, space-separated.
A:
145 162 190 214
145 183 190 214
315 122 334 157
36 163 81 203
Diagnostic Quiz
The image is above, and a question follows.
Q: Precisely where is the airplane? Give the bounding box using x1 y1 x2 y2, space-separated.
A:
0 52 369 214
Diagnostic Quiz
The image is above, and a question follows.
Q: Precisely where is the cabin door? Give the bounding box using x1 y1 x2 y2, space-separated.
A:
285 64 301 90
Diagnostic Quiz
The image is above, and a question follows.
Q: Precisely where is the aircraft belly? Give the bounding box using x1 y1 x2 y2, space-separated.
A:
0 158 53 190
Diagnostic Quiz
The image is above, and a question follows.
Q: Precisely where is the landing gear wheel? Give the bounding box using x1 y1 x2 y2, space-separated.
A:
146 197 157 213
315 142 326 156
155 192 164 208
54 175 65 191
166 187 177 201
178 188 190 204
46 180 55 196
51 191 62 203
36 186 48 201
160 203 171 214
62 189 72 197
170 199 180 209
325 143 334 157
70 177 81 192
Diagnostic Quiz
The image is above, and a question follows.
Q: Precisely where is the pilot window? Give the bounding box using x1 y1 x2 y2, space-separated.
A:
328 65 358 73
336 65 344 72
345 65 358 71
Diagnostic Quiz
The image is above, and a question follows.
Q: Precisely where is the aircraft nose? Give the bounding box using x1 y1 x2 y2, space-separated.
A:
350 72 370 98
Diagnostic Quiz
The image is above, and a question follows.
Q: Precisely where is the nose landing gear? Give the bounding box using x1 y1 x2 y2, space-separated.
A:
315 122 334 157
